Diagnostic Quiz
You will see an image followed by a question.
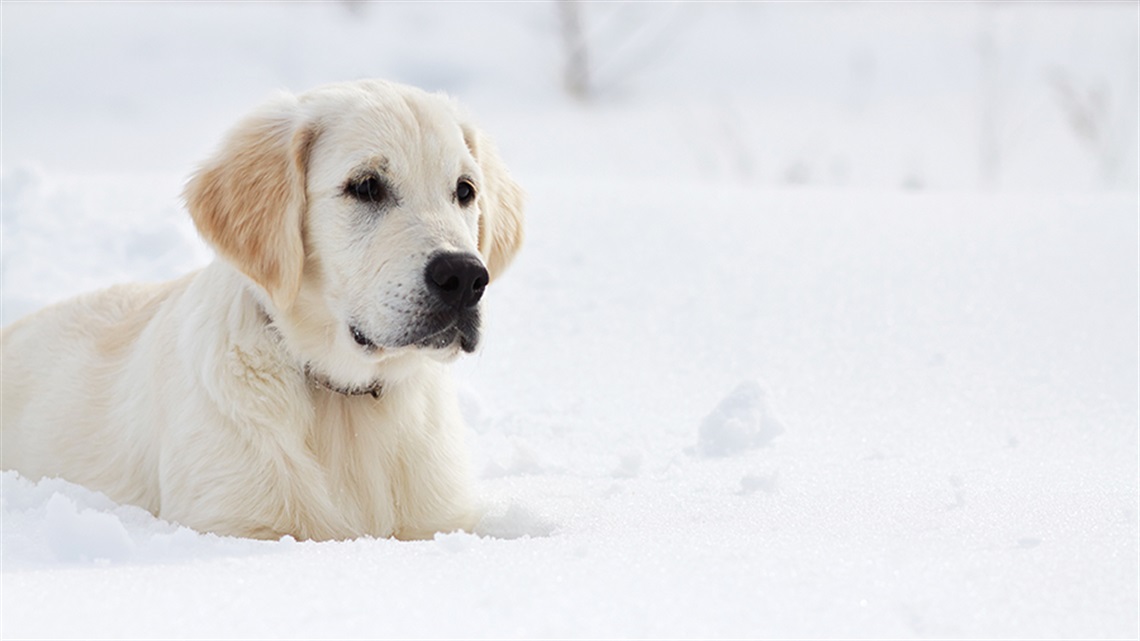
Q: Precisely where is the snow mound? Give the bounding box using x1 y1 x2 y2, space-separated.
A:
695 380 785 457
475 501 557 539
480 439 558 478
44 492 136 562
739 471 780 495
610 451 643 479
1 472 272 568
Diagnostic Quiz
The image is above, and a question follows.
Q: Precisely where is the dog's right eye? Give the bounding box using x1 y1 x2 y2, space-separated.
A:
346 175 387 204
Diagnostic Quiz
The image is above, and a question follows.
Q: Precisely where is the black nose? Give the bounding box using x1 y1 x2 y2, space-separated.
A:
425 252 489 309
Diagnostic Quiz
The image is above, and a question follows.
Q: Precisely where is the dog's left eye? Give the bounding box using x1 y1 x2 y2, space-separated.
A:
456 179 476 207
347 175 388 205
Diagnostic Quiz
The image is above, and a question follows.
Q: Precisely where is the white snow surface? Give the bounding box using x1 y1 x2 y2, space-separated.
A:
2 3 1137 639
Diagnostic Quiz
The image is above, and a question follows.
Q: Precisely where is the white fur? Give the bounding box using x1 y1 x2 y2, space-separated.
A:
1 80 524 541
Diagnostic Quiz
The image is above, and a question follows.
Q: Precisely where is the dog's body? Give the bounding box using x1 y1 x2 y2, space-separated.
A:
1 80 524 540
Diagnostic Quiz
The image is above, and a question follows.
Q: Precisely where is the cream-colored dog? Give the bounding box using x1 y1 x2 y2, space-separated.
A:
1 80 524 541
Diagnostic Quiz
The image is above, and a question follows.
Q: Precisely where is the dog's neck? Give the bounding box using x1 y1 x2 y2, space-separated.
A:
257 301 385 400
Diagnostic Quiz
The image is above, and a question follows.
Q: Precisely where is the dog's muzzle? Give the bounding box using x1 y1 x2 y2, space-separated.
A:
348 252 488 355
416 251 486 353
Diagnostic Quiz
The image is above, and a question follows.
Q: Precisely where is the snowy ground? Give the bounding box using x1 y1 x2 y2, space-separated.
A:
2 3 1137 639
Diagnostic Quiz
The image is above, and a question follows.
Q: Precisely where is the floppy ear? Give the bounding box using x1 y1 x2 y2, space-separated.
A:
184 94 314 311
463 124 525 282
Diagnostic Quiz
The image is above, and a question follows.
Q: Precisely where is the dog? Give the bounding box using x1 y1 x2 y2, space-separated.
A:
1 79 524 541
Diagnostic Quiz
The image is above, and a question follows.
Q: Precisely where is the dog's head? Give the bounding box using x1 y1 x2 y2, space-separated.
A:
184 80 524 390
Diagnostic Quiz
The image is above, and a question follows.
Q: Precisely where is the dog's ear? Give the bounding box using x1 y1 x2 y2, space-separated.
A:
184 94 314 311
462 124 525 282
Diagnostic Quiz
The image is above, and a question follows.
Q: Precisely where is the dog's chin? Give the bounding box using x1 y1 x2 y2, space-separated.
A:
384 330 474 365
334 320 476 376
414 327 479 355
349 309 480 358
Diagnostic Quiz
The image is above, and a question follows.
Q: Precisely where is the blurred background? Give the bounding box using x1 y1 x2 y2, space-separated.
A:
3 1 1137 192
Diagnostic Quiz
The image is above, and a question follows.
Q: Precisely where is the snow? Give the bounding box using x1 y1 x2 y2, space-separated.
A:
694 380 784 458
2 2 1137 639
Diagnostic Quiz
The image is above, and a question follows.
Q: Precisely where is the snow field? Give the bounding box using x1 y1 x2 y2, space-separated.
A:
4 175 1135 638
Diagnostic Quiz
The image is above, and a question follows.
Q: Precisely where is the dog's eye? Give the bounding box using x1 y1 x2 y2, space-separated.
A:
456 179 476 207
347 175 387 204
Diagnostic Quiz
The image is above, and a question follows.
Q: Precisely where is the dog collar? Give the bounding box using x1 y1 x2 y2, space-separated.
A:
260 307 384 400
303 365 384 400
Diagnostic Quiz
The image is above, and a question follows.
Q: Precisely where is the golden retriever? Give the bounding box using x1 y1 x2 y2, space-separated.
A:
1 79 524 541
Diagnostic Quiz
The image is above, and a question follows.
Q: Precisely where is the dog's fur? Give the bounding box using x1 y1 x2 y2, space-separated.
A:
1 80 524 541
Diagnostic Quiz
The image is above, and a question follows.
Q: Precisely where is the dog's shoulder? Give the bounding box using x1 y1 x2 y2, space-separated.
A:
3 273 198 354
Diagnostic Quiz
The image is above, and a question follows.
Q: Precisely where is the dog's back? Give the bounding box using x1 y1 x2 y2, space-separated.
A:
2 277 191 509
